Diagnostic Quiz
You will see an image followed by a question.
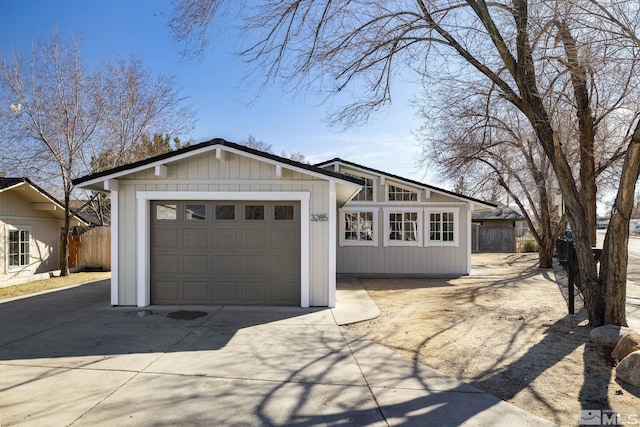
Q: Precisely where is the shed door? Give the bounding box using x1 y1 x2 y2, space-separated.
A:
150 201 300 305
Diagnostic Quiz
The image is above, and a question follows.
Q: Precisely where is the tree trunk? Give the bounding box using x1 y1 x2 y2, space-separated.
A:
538 233 555 268
60 190 71 277
598 120 640 325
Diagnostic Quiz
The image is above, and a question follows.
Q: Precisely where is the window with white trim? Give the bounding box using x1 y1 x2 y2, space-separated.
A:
426 208 459 246
6 225 31 270
344 172 374 202
339 209 378 246
388 184 418 202
383 208 422 246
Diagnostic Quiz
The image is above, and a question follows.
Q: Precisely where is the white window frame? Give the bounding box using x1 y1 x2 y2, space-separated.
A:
383 208 423 247
339 208 378 247
5 224 32 272
343 171 376 203
386 182 420 203
425 207 460 247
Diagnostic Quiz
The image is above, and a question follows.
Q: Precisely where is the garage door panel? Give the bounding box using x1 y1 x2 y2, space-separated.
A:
212 255 239 274
154 228 180 249
183 254 209 274
272 281 299 303
184 228 208 249
153 281 181 302
183 281 209 301
242 281 268 303
241 229 268 249
151 200 300 305
212 229 238 249
271 229 298 250
153 254 181 274
242 255 268 275
271 257 299 276
213 281 239 302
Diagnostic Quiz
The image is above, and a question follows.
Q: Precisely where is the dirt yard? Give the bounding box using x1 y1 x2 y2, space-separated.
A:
343 253 640 426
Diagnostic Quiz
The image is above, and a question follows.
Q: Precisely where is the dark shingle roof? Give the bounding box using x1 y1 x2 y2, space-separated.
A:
0 177 27 191
472 205 524 221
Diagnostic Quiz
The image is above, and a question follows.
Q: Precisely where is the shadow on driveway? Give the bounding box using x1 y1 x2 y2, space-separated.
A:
0 279 554 426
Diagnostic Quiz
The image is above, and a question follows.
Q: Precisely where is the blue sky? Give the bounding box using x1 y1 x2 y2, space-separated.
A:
0 0 438 185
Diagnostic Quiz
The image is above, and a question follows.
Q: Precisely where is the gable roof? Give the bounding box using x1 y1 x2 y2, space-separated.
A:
0 177 88 225
315 158 496 209
73 138 364 188
473 204 524 221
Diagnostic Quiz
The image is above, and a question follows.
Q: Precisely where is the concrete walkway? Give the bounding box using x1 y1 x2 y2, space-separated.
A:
0 279 555 426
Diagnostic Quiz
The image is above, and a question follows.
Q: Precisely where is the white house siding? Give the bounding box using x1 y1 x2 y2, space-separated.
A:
114 150 332 306
335 166 472 276
0 191 61 287
336 207 471 275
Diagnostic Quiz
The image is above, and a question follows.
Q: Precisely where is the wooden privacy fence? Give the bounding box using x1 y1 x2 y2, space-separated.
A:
472 224 516 253
67 227 111 270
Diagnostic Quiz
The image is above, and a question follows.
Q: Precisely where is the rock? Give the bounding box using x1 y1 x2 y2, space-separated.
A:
612 332 640 361
616 350 640 387
590 325 635 348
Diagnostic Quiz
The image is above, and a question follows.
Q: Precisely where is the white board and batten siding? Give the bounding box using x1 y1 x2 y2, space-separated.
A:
334 165 474 276
113 150 333 307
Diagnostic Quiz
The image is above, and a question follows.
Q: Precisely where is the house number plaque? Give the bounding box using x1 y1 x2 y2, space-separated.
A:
311 214 328 221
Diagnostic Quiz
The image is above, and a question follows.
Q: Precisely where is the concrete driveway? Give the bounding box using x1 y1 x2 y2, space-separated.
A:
0 280 554 426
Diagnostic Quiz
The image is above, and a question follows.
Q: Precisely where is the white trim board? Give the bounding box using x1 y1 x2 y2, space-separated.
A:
135 191 312 308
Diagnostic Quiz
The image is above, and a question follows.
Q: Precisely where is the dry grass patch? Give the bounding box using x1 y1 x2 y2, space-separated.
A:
0 272 111 301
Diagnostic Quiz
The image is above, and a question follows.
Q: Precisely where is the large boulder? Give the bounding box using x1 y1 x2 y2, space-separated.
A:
612 332 640 362
616 350 640 387
590 325 635 348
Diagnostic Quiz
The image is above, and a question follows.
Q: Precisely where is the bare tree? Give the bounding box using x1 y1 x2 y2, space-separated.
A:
0 32 198 275
0 32 101 276
93 57 196 171
422 93 565 268
169 0 640 326
240 134 308 163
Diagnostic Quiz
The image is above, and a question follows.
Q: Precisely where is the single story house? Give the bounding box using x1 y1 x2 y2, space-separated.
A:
73 139 494 308
0 177 87 287
316 158 494 275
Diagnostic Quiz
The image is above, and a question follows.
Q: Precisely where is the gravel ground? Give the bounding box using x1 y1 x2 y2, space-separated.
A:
343 253 640 427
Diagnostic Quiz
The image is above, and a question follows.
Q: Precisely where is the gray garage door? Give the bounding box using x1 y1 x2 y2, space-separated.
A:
150 200 300 305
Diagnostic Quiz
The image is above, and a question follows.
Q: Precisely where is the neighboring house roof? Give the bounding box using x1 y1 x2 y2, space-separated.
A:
315 158 496 210
472 204 524 221
73 139 364 189
0 177 88 225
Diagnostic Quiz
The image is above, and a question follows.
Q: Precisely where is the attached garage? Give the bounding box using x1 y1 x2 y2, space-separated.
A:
72 139 362 308
150 200 300 305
